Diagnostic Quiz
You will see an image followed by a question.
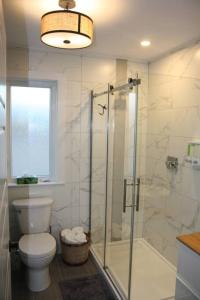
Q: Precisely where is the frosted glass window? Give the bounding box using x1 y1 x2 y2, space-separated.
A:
10 86 51 177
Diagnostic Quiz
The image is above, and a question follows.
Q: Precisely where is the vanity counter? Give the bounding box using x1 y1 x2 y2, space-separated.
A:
177 232 200 256
176 232 200 299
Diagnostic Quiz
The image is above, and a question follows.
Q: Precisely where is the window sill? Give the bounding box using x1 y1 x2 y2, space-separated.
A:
8 181 65 188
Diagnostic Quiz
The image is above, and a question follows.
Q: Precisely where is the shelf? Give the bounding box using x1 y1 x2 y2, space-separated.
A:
8 181 65 188
177 232 200 256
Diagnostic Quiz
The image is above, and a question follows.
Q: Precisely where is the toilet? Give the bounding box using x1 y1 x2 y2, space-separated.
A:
12 198 56 292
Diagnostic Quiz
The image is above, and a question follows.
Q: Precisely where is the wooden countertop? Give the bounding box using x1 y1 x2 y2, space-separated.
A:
177 232 200 255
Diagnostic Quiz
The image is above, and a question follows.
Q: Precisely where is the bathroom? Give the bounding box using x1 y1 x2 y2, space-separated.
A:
0 0 200 299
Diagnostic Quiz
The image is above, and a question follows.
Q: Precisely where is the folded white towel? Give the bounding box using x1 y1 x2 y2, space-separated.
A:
74 233 87 243
61 228 72 238
61 227 87 245
62 236 78 245
72 226 84 235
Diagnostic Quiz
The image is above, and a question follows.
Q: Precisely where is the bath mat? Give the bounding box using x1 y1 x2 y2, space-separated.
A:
59 274 117 300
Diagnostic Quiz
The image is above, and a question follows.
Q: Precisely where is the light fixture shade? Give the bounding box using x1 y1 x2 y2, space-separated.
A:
41 10 93 49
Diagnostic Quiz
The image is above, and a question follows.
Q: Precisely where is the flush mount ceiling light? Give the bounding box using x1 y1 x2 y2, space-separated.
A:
140 40 151 47
41 0 94 49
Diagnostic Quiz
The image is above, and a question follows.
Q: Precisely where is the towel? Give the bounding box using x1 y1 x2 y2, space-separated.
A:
72 226 84 235
74 233 87 243
61 228 72 238
62 235 79 245
61 227 86 245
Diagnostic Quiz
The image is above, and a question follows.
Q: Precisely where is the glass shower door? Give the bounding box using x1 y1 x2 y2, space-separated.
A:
105 87 139 299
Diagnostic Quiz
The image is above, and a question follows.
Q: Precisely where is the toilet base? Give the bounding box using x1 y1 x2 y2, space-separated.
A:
27 266 50 292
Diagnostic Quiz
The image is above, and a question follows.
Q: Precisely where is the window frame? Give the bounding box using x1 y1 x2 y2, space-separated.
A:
7 79 57 182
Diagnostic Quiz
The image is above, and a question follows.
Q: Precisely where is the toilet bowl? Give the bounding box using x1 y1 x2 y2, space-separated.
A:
12 197 56 292
19 233 56 292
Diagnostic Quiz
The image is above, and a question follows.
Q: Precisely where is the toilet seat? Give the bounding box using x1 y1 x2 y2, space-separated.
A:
19 233 56 258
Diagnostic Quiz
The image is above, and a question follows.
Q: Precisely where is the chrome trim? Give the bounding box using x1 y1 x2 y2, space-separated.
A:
93 78 141 98
89 91 94 232
103 84 110 268
128 74 140 300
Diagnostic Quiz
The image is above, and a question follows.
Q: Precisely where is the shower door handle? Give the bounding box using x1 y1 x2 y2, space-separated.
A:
123 179 133 213
123 179 127 213
123 178 141 213
135 178 140 212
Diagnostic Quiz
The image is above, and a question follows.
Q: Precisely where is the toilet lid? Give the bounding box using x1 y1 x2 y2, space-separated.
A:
19 233 56 258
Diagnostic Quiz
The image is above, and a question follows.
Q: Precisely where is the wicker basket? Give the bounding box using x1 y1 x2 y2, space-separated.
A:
60 233 90 265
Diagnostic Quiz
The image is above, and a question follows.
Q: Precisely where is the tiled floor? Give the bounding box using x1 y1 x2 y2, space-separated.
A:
12 248 198 300
12 254 100 300
175 280 198 300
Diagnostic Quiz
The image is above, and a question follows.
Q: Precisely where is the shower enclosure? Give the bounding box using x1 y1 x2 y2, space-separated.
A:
90 78 177 300
90 78 140 299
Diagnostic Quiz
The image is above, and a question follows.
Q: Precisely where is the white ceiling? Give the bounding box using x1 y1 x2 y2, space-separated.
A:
3 0 200 62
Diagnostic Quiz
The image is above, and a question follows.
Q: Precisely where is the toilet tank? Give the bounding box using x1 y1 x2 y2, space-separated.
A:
12 198 54 234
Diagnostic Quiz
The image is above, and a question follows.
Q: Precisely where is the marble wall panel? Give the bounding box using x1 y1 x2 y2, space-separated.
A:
144 42 200 266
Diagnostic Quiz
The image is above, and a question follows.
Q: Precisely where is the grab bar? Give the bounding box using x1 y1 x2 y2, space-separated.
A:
123 178 140 213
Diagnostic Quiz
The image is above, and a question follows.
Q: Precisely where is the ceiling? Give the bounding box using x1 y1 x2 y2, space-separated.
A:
3 0 200 62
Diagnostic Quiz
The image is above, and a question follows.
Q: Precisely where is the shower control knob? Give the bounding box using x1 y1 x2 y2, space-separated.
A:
165 156 178 171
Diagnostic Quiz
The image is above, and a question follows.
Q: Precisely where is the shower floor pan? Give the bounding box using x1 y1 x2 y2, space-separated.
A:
94 239 176 300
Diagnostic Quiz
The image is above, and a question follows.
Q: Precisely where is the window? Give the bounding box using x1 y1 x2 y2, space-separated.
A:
8 81 57 179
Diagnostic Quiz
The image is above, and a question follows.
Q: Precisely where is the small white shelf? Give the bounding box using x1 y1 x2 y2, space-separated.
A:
8 181 65 188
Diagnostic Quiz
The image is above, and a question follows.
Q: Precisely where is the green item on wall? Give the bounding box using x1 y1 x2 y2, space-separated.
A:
16 177 38 184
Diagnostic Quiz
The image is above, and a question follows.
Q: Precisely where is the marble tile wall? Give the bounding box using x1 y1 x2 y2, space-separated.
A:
7 47 116 251
144 42 200 265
